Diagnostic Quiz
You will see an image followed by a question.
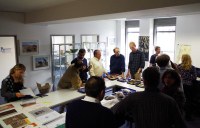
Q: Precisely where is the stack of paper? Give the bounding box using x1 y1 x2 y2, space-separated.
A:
20 88 35 97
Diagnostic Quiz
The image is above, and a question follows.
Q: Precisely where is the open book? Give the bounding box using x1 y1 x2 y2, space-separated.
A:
20 88 35 97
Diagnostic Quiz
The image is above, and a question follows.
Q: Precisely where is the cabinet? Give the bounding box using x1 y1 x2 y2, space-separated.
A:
52 43 81 89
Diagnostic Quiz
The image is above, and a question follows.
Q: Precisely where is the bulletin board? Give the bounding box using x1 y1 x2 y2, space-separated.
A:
176 44 191 64
0 36 17 88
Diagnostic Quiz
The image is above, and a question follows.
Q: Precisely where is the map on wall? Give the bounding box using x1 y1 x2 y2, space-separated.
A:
139 36 149 61
176 44 191 63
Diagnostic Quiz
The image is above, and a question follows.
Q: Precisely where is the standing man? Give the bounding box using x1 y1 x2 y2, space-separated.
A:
89 50 107 77
112 67 186 128
126 42 145 79
110 47 125 78
149 46 160 67
71 49 90 83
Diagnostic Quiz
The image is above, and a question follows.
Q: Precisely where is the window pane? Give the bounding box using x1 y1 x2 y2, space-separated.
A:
156 32 175 61
157 26 175 31
127 28 140 32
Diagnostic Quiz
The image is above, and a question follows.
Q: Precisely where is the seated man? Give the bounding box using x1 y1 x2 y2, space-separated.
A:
110 47 125 77
112 67 186 128
57 60 84 90
66 76 117 128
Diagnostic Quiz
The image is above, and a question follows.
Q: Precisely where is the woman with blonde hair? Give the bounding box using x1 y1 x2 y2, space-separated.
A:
177 54 197 120
1 63 26 102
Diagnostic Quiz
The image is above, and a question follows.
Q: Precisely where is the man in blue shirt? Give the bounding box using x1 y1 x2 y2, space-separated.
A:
110 47 125 77
71 49 90 83
149 46 160 67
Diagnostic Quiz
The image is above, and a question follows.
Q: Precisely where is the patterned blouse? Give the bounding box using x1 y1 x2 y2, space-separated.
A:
1 75 24 102
177 64 197 86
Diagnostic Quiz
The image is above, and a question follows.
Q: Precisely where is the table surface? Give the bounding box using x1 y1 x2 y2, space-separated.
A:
0 79 144 128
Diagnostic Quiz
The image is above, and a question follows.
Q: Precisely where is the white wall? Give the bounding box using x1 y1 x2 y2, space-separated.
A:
0 12 116 91
176 14 200 67
1 12 200 91
0 12 50 92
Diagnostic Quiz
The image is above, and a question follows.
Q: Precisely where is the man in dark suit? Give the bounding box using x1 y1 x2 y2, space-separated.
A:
112 67 186 128
66 76 117 128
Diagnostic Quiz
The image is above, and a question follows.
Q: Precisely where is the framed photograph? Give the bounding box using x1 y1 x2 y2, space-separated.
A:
32 55 50 70
20 40 39 55
139 36 149 61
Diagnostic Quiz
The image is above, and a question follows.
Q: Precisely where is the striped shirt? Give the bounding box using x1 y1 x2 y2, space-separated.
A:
111 88 186 128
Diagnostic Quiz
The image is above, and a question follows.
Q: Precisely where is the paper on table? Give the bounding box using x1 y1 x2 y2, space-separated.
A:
36 111 62 125
20 88 35 96
45 115 65 128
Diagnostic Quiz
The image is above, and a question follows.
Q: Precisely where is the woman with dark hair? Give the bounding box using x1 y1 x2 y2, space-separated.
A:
1 63 26 102
162 69 186 114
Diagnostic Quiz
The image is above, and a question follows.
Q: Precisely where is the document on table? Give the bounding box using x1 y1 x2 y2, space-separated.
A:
20 88 35 96
45 115 65 128
36 111 62 125
29 107 62 125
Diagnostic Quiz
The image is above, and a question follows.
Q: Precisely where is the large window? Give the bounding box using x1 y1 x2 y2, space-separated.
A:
125 21 140 68
154 18 176 61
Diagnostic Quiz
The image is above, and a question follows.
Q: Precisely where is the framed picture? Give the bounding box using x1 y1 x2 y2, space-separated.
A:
20 40 39 55
32 55 50 70
139 36 149 61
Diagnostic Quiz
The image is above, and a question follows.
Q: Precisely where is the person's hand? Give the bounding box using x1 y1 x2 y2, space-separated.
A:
121 73 125 79
126 72 130 79
81 83 85 87
82 65 87 70
88 65 92 70
16 93 25 98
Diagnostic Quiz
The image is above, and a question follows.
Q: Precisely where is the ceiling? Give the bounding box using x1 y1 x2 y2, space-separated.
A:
0 0 200 24
0 0 76 12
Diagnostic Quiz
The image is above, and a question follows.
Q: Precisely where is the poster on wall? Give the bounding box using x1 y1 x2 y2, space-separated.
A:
32 55 50 70
176 44 191 63
0 36 17 89
139 36 149 61
20 40 39 55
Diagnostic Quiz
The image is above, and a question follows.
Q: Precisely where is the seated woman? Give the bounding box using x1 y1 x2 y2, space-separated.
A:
161 69 186 114
1 63 26 102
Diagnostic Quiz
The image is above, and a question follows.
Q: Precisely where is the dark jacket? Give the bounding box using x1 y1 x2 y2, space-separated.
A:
66 99 117 128
1 75 24 102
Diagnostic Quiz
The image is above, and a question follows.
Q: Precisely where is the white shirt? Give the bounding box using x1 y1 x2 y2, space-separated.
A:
82 96 100 103
89 57 107 77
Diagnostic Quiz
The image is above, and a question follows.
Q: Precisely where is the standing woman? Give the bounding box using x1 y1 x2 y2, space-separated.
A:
1 64 26 102
162 69 185 114
177 54 197 120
